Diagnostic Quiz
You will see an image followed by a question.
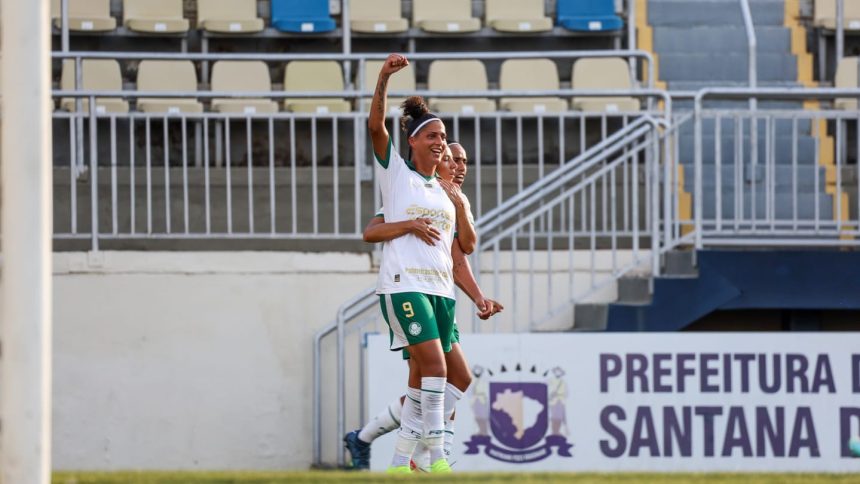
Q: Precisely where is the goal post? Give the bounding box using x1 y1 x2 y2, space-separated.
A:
1 0 54 482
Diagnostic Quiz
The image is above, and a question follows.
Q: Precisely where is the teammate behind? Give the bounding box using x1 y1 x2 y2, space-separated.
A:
345 142 502 471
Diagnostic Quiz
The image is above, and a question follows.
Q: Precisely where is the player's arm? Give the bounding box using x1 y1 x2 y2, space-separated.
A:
441 180 477 254
363 216 441 245
452 240 504 319
369 53 409 162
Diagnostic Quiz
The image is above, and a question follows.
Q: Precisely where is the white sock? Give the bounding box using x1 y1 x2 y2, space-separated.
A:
421 376 447 464
358 396 402 444
444 382 464 420
390 388 421 468
413 439 431 471
443 383 464 459
444 418 455 459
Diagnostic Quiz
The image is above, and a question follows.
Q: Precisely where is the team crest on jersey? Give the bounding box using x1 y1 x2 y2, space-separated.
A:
408 322 422 336
464 363 573 464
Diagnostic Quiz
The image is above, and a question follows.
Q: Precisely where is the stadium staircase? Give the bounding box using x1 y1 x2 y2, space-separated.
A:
576 249 860 331
572 0 847 331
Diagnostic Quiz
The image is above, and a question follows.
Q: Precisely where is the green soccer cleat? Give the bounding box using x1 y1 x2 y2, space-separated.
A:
386 465 413 474
429 458 452 473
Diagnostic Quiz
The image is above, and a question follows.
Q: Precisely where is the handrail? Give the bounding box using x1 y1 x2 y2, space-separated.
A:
692 87 860 249
837 0 845 63
738 0 757 111
312 286 375 466
477 116 664 233
53 88 670 101
627 0 638 83
60 0 69 52
51 49 657 90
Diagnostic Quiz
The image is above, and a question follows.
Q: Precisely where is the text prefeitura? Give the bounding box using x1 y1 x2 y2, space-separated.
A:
596 353 860 458
599 353 859 394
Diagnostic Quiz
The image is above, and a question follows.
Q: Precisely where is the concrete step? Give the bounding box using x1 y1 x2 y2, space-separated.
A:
663 250 697 276
654 26 792 53
681 164 830 192
648 0 786 27
659 53 797 82
668 81 806 109
616 277 652 304
671 99 806 110
678 117 814 138
668 80 802 91
697 192 835 220
679 134 818 165
572 303 608 331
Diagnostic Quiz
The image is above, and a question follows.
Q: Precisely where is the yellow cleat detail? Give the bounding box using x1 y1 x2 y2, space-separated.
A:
429 458 452 473
386 465 413 474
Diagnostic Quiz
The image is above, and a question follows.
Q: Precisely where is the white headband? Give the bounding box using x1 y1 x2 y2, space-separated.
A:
409 117 440 137
448 142 461 148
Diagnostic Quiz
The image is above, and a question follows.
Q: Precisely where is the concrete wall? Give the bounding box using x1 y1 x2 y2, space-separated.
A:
52 251 375 470
49 249 638 470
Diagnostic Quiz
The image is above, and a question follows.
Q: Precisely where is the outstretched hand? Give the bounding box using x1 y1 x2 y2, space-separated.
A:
380 53 409 76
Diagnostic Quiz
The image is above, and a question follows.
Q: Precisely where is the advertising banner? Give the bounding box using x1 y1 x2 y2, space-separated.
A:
366 333 860 472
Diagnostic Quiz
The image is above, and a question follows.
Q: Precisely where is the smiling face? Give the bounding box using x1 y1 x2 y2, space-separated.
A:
408 119 447 172
436 146 456 182
449 144 468 187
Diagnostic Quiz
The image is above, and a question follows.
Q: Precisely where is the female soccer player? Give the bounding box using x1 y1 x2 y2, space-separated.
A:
367 53 485 474
344 143 502 471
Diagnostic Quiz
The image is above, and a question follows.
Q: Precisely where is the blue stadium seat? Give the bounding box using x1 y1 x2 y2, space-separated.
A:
557 0 622 32
271 0 336 33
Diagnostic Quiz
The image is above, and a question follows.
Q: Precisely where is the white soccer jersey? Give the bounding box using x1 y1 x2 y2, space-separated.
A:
375 141 457 299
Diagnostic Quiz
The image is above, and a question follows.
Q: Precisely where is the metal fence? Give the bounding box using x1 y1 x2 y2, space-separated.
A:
686 88 860 250
51 50 665 250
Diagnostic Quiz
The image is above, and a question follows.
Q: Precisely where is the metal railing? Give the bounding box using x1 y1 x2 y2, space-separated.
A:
52 48 656 91
738 0 757 112
312 109 675 466
689 88 860 249
817 0 850 83
51 50 665 250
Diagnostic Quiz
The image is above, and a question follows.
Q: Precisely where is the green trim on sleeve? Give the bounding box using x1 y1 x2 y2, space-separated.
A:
374 138 393 169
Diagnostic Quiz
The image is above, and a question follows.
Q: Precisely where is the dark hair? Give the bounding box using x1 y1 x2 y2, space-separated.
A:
400 96 438 136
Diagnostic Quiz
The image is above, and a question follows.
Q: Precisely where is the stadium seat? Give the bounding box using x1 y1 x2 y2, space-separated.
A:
413 0 481 34
60 59 129 113
357 60 416 112
271 0 336 33
571 58 640 112
427 60 496 114
349 0 408 34
197 0 264 34
834 57 859 110
283 61 351 113
814 0 860 30
210 61 278 114
51 0 116 32
484 0 553 33
136 60 203 114
499 59 568 113
123 0 190 34
557 0 623 32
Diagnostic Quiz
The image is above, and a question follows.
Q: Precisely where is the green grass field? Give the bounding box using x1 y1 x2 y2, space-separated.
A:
52 472 860 484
